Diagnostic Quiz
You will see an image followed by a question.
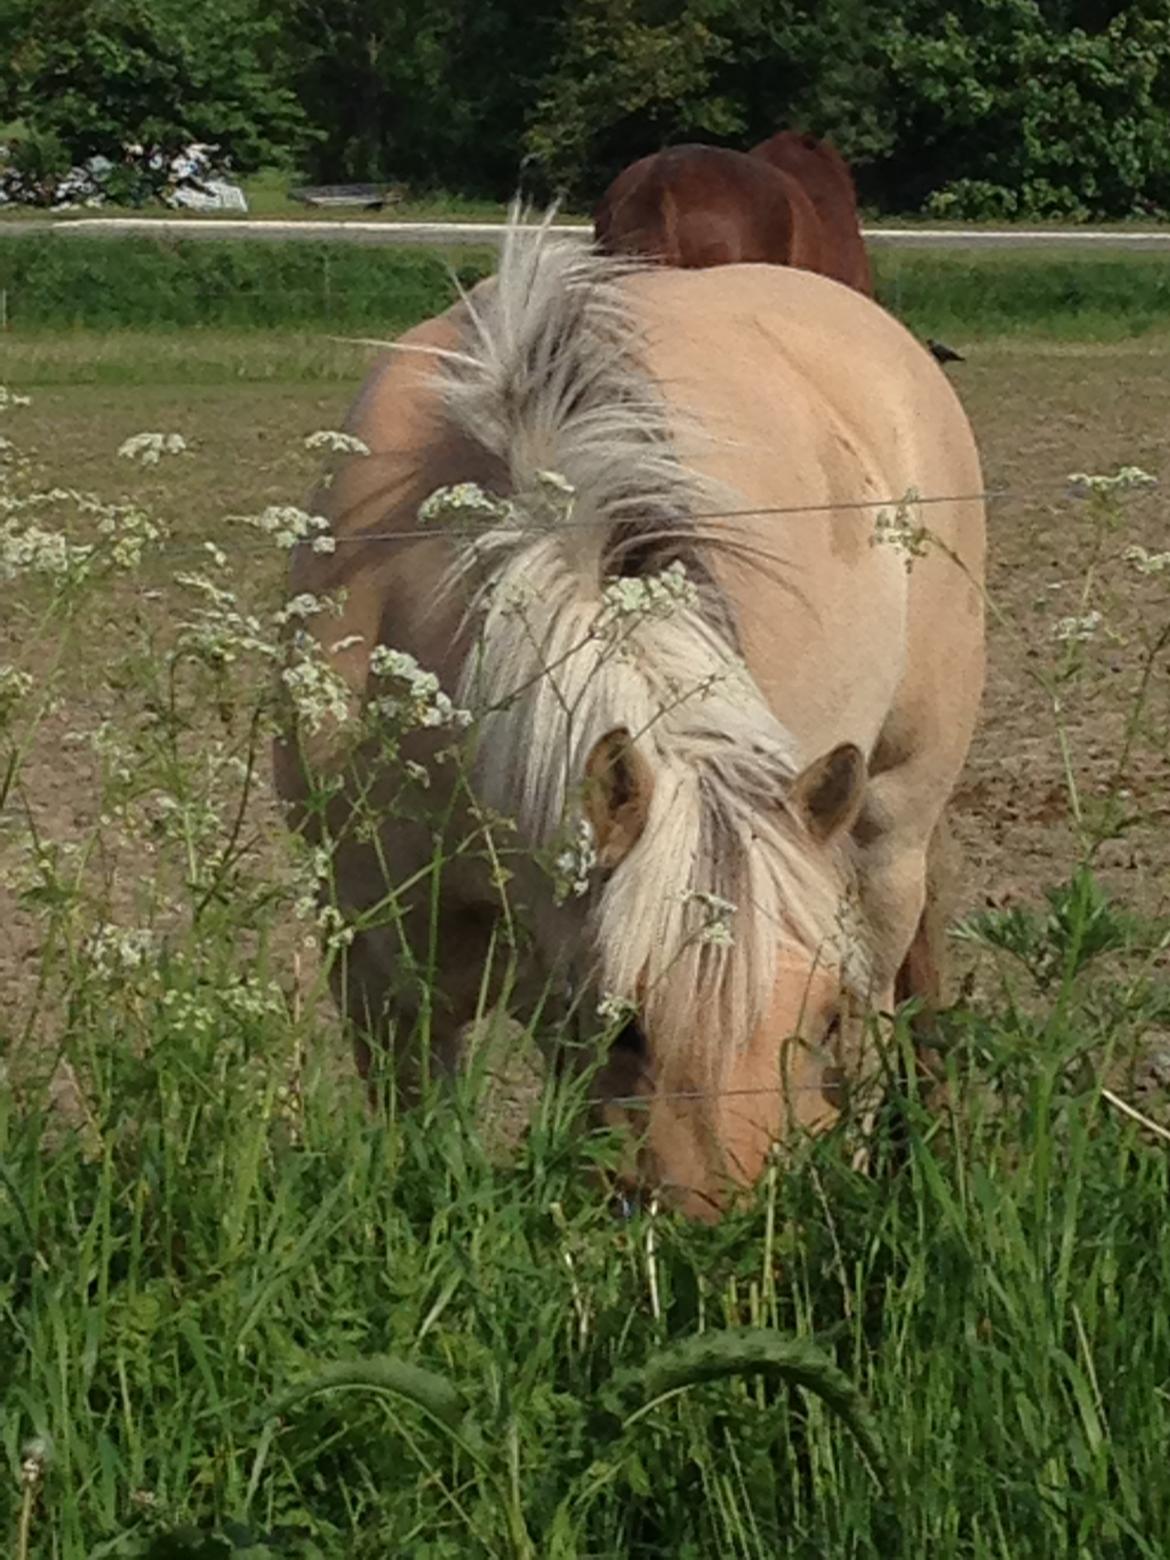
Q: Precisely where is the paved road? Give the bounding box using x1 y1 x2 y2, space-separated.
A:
4 216 1170 248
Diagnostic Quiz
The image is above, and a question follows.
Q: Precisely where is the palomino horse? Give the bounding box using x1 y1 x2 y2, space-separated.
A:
274 213 985 1220
594 143 831 276
749 130 873 296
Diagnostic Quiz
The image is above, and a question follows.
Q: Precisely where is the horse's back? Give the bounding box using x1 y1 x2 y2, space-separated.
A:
750 132 872 295
595 144 818 269
625 261 977 509
621 262 984 768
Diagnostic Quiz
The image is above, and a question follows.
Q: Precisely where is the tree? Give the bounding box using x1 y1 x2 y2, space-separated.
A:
277 0 566 191
3 0 307 204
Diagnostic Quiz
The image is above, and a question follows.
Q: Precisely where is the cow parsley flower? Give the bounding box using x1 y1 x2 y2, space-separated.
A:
1068 467 1157 496
304 430 371 456
237 505 335 553
84 925 159 978
368 645 471 729
282 634 354 734
597 990 637 1026
1053 610 1104 643
682 888 737 947
598 560 700 629
118 432 188 465
871 490 930 570
418 481 517 529
1123 544 1170 575
552 816 597 903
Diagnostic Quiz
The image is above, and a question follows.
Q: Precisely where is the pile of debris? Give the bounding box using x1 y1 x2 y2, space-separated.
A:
0 142 248 212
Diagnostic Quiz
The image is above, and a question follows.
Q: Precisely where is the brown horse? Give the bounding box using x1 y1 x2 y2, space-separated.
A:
750 130 873 296
594 143 831 275
275 212 985 1220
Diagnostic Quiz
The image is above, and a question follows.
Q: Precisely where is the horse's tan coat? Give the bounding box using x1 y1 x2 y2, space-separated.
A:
275 256 985 1218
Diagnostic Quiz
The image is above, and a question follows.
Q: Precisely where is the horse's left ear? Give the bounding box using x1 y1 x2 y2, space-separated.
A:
583 728 655 870
790 742 866 843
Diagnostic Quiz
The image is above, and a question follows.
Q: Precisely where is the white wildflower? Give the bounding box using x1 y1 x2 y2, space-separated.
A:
304 430 371 456
1068 467 1157 496
0 663 33 718
20 1434 52 1488
368 645 472 730
275 592 332 627
118 432 188 466
1123 544 1170 575
317 902 355 951
682 889 737 947
0 386 32 412
291 845 332 921
1053 610 1104 643
0 518 89 582
237 505 335 554
871 490 930 570
95 504 161 568
175 573 276 666
204 541 228 568
597 991 637 1026
552 816 597 904
418 481 517 529
84 925 159 978
282 634 354 734
597 560 701 633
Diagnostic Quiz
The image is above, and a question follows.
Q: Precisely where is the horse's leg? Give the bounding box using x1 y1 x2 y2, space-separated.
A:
892 811 957 1109
893 809 954 1014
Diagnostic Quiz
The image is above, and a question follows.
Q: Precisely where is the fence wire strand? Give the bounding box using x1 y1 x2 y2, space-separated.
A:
73 476 1137 565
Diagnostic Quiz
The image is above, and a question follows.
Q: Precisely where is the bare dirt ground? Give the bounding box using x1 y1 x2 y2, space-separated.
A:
2 338 1168 1053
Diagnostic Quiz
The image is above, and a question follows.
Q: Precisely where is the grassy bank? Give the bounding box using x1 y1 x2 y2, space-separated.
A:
4 233 1170 341
0 235 498 333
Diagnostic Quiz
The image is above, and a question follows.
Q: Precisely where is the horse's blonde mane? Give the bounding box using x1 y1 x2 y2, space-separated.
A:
433 207 863 1089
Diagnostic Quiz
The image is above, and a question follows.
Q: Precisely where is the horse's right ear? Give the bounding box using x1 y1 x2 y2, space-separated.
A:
583 728 655 870
790 742 866 843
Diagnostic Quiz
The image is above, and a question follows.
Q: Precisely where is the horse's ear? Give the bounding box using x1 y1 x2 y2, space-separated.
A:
583 728 655 870
790 742 866 843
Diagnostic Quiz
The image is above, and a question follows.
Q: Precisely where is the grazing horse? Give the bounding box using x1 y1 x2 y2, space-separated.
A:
274 213 985 1220
749 130 873 296
594 143 831 276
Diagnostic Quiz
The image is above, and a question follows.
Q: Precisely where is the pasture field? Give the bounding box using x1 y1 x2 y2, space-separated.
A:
1 321 1169 1556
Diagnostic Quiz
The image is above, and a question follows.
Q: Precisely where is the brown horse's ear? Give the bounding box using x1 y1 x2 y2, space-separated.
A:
790 742 866 843
583 728 655 870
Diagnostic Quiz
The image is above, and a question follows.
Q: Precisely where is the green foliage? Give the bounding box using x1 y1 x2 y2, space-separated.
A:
1 0 1168 217
1 0 306 204
524 0 1170 215
0 235 497 330
882 0 1170 218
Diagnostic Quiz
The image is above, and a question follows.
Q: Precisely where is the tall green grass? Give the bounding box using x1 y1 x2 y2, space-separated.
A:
4 885 1170 1556
3 233 1170 340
